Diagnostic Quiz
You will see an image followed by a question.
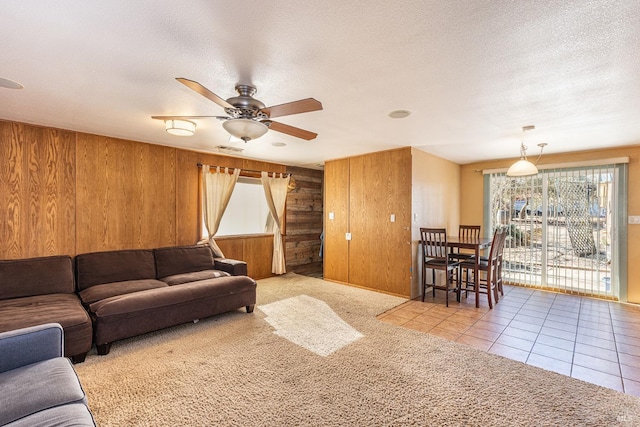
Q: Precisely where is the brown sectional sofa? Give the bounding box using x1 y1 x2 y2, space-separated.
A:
0 244 255 361
0 256 93 362
75 244 256 355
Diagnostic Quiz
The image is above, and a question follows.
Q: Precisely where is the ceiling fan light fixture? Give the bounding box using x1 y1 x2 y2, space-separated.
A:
222 118 268 142
165 119 196 136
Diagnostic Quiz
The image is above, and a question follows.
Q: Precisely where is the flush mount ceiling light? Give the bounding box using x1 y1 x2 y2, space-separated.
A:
0 77 24 89
222 118 268 142
165 119 196 136
271 141 287 147
388 110 411 119
507 125 546 177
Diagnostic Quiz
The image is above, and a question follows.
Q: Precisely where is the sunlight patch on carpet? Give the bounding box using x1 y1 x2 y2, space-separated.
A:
260 294 364 356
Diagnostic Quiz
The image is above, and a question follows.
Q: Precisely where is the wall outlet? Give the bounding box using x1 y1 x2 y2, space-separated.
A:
390 214 395 223
345 232 352 240
630 216 640 224
329 212 335 220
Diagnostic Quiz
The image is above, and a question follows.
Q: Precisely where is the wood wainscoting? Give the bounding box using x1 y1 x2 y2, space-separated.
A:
217 235 274 280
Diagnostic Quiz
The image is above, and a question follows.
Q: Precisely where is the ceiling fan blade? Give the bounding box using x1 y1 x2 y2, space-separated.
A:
175 78 234 109
151 115 228 120
268 121 318 140
262 98 322 119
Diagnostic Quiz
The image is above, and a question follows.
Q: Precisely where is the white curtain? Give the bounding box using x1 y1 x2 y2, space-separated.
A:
202 165 240 258
261 172 290 274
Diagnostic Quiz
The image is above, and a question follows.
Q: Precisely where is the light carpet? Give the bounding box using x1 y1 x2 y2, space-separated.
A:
75 273 640 426
260 294 363 356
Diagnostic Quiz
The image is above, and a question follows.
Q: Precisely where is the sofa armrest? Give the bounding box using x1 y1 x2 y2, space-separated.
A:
214 258 248 276
0 323 64 373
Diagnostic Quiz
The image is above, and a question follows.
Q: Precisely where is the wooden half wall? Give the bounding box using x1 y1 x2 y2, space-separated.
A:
0 119 311 280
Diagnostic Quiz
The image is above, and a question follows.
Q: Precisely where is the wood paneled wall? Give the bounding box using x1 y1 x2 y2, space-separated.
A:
324 148 412 297
76 134 176 253
285 166 323 276
0 121 76 258
0 119 309 280
323 158 350 283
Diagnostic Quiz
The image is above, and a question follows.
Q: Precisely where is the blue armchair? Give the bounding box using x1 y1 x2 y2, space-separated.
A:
0 323 96 426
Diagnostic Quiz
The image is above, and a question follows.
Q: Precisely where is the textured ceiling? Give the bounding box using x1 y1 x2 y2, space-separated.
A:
2 1 640 168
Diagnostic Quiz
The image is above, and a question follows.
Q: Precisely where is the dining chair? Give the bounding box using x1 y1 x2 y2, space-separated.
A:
448 225 481 289
420 228 460 307
494 230 507 298
448 225 481 262
459 227 506 309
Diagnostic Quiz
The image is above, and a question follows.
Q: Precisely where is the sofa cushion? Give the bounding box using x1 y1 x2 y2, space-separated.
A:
0 256 74 300
160 270 230 286
6 403 96 427
179 276 257 299
89 275 257 319
75 249 157 290
89 286 194 318
0 295 91 335
0 295 93 358
153 245 215 279
0 358 87 426
78 279 168 304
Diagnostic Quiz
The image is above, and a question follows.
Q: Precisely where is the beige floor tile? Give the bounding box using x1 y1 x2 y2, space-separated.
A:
456 334 494 352
379 313 411 326
388 285 640 396
429 326 462 341
488 343 529 363
571 365 624 392
437 319 472 334
403 319 438 333
464 326 502 342
526 353 572 376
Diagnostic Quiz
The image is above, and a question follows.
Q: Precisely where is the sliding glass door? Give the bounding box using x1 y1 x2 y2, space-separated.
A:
486 163 626 300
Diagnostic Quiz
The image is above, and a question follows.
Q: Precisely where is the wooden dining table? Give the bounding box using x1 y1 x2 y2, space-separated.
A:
447 236 493 308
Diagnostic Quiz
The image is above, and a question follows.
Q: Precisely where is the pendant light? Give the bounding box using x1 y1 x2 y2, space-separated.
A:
507 126 540 177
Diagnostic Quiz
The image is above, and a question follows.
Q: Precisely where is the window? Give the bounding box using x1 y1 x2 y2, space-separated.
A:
485 161 627 300
202 177 271 237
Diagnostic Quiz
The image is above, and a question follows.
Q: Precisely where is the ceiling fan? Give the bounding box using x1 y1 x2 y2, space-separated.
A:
152 78 323 141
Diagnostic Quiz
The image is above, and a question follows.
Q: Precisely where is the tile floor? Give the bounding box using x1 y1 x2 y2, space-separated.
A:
377 284 640 396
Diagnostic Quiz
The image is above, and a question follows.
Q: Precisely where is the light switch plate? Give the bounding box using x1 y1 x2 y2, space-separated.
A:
629 216 640 224
390 214 395 222
329 212 335 220
345 232 352 240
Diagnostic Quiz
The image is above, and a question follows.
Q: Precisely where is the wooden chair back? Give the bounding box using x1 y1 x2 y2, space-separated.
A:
420 228 448 260
459 225 481 240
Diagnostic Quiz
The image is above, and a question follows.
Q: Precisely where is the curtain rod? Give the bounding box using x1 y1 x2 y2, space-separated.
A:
482 156 630 175
196 163 291 176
